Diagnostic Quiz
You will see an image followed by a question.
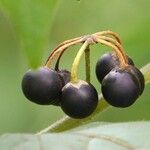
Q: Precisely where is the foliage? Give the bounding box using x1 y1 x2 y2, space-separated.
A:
1 122 150 149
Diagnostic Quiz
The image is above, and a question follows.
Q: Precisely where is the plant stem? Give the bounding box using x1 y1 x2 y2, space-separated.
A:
45 30 122 68
140 63 150 84
94 30 122 44
95 38 128 67
85 46 90 83
71 41 89 82
45 39 82 68
97 35 127 61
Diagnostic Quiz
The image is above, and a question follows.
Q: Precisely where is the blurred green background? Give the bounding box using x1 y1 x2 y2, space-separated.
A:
0 0 149 134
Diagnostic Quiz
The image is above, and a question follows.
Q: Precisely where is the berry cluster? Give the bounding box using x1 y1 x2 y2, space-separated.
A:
22 30 145 119
96 52 144 107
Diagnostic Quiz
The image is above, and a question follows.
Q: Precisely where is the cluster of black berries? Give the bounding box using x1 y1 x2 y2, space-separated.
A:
21 31 145 119
22 67 98 119
96 52 145 107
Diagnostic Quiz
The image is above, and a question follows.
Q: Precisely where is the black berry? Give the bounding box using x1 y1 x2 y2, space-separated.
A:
95 52 134 83
57 69 71 85
101 66 142 107
22 67 63 105
60 80 98 119
53 69 71 106
129 66 145 95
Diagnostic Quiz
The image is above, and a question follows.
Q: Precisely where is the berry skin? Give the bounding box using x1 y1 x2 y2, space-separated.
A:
57 69 71 85
22 67 63 105
95 52 134 83
53 69 71 106
101 66 142 108
129 66 145 95
60 80 98 119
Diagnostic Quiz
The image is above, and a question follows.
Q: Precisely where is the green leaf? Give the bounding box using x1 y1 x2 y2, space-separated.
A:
1 121 150 149
140 63 150 84
0 0 58 68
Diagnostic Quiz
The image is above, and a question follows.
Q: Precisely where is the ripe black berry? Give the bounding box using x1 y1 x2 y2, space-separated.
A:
60 80 98 119
129 66 145 95
57 69 71 85
101 66 142 107
95 52 134 83
53 69 71 106
22 67 63 105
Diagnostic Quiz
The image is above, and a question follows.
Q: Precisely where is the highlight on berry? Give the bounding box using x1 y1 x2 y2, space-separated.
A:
21 30 145 119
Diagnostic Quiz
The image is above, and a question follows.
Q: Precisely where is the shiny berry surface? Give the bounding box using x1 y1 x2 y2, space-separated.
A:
129 66 145 95
101 67 140 107
58 69 71 85
96 52 134 83
53 69 71 106
60 80 98 119
22 67 62 105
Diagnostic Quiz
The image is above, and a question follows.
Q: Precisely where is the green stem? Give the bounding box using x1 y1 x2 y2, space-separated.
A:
140 63 150 84
85 46 90 83
71 41 89 82
37 63 150 134
95 38 128 67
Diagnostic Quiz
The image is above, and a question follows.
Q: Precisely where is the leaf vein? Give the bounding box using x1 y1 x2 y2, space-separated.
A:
74 132 135 150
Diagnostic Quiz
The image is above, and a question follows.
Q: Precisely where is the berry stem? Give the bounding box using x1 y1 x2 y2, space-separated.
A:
45 38 82 68
95 37 128 67
46 37 81 63
71 40 90 83
45 31 122 69
54 48 65 71
54 35 91 71
98 35 128 64
94 30 122 44
140 63 150 84
85 46 91 83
